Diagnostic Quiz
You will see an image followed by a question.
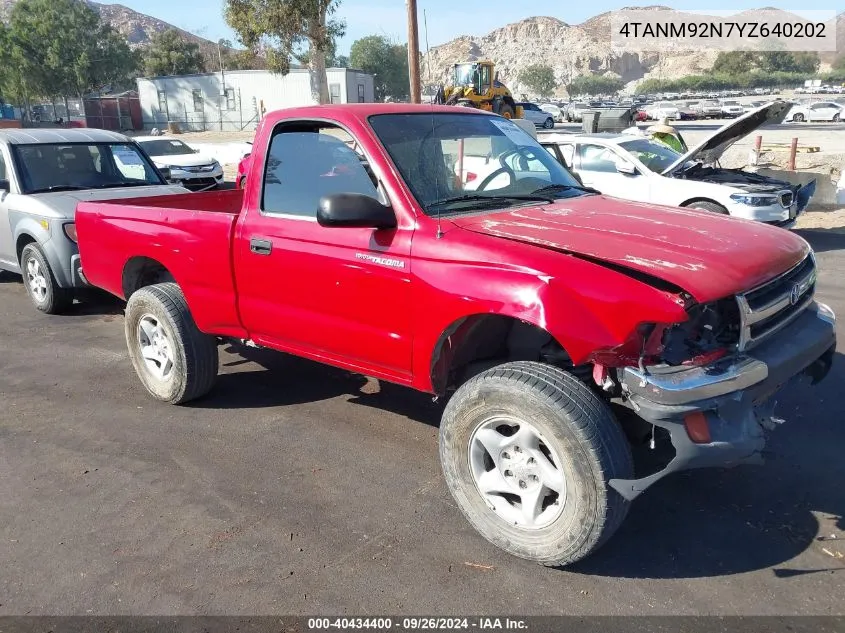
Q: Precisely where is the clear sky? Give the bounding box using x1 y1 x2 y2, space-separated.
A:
116 0 841 54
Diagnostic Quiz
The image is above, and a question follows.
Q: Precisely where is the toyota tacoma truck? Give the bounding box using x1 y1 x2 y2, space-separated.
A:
74 104 836 566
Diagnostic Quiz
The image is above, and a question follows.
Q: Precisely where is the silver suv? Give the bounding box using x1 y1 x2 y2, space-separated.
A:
0 129 187 313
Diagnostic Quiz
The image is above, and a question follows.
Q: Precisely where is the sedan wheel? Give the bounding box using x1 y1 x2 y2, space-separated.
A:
543 118 554 129
793 113 805 122
834 113 841 123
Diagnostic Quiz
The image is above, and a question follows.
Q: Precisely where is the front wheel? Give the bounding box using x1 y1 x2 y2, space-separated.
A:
685 200 729 214
20 243 73 314
124 282 218 405
439 361 634 567
833 113 841 123
793 113 805 122
543 117 555 129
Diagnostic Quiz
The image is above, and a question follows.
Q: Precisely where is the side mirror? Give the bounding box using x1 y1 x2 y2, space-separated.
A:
317 193 396 229
615 160 637 175
0 179 9 193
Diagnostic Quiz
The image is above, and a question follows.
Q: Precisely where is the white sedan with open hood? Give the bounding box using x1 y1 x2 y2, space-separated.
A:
539 102 814 228
135 136 224 191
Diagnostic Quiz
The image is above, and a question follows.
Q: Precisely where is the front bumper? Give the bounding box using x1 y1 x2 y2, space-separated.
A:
729 181 816 226
610 301 836 500
168 167 225 192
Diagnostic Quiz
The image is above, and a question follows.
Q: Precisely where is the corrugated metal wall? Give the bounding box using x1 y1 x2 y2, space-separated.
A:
137 69 375 132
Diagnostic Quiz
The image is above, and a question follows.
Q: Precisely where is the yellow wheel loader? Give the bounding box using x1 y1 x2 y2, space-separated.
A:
435 61 524 119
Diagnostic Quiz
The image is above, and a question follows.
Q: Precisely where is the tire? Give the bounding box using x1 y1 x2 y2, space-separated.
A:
793 113 805 122
685 200 729 214
20 243 73 314
499 103 514 120
543 117 555 129
238 176 247 189
833 113 841 123
124 282 218 405
439 361 634 567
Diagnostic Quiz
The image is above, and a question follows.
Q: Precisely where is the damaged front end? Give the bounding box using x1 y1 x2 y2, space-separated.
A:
677 163 816 227
606 254 836 500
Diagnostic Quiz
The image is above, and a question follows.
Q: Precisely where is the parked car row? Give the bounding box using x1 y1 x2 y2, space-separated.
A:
0 103 836 572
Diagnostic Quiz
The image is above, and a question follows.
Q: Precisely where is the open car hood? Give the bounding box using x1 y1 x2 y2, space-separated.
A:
661 101 793 176
451 195 809 303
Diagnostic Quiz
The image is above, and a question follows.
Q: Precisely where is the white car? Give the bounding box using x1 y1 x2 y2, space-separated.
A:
720 100 745 118
646 101 680 120
539 103 564 122
785 101 843 123
538 102 815 228
516 102 556 129
135 136 225 191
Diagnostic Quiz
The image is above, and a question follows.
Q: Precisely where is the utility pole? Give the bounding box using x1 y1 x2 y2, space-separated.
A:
406 0 421 103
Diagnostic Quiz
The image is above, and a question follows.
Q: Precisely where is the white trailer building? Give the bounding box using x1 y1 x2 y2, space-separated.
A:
136 68 375 132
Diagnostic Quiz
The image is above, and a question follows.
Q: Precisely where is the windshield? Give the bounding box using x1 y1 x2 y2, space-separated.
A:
138 139 196 157
13 142 165 194
454 63 477 86
369 112 587 215
618 138 682 173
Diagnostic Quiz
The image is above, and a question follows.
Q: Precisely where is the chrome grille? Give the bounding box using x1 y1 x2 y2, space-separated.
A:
736 253 816 350
778 191 794 208
182 164 216 173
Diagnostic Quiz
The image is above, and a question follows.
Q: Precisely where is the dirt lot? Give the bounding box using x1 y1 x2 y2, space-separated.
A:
1 228 844 615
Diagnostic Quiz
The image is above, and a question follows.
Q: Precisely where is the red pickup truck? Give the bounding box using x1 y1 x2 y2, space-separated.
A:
75 104 836 567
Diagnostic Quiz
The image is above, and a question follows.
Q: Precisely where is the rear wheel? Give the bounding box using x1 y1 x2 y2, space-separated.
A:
833 113 841 123
793 113 805 122
685 200 729 215
439 361 634 566
124 282 218 405
543 117 555 129
20 243 73 314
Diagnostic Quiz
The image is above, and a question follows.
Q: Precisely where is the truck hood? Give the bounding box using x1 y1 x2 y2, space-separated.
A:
30 185 189 219
662 101 793 176
451 195 809 303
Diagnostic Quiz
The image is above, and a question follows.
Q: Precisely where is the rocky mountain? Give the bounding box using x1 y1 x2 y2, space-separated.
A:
421 8 845 97
0 0 225 60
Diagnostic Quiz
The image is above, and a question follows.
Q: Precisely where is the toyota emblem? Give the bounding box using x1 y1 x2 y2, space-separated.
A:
789 284 801 306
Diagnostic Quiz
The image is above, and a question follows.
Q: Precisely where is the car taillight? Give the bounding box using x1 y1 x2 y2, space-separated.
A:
63 223 78 243
465 172 477 183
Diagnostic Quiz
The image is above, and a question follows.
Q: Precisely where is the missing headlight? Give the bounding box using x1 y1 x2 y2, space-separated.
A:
660 298 740 366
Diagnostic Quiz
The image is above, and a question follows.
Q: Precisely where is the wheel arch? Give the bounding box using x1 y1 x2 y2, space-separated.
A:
15 232 38 264
429 313 587 395
122 256 177 299
679 196 724 208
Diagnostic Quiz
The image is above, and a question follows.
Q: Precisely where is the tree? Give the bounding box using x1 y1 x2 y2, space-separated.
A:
567 74 623 97
217 38 266 70
145 29 205 77
712 52 757 75
349 35 408 101
834 55 845 72
3 0 137 104
519 64 557 98
791 52 820 75
224 0 346 104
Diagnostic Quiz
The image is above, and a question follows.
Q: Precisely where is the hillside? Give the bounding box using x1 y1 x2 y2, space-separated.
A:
0 0 227 62
421 9 845 97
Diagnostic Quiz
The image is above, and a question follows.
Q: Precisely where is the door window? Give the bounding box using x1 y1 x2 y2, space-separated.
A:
262 125 379 217
556 143 575 168
479 65 491 94
0 151 6 181
579 144 619 173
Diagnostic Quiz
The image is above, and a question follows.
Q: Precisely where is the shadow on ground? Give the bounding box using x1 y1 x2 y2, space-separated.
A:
194 340 845 581
796 228 845 253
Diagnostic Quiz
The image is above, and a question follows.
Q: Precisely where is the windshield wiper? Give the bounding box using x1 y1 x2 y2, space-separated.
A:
28 185 88 193
428 193 555 211
530 183 600 196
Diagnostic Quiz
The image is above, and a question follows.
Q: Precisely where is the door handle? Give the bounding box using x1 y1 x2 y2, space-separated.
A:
249 238 272 256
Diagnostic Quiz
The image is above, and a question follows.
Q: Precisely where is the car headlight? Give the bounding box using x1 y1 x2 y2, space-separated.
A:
730 193 778 207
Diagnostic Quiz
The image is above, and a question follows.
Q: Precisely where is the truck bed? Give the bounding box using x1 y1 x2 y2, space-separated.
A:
76 188 247 338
